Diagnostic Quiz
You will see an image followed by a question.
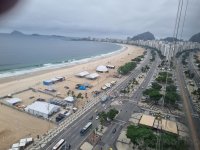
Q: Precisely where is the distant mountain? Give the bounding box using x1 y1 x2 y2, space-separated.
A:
10 30 25 36
161 37 181 42
130 32 155 41
189 32 200 43
0 30 78 41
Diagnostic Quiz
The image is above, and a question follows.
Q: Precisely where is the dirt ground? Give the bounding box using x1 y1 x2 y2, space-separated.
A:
0 104 55 150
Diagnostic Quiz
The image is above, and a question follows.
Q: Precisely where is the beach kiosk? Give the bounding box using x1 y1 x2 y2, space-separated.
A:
43 79 55 92
43 80 53 85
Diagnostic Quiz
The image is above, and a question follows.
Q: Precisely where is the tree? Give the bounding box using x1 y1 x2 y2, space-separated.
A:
156 72 173 84
152 82 162 90
143 88 162 103
99 111 107 122
107 108 119 120
126 125 157 149
118 61 137 75
192 88 200 96
166 84 177 92
77 93 82 99
164 91 180 106
161 133 189 150
127 125 188 150
71 91 75 96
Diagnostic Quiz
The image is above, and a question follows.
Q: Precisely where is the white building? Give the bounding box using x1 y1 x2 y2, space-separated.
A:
25 101 60 118
6 98 22 105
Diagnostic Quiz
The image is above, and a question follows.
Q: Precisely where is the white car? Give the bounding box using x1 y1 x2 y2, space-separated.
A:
96 116 99 120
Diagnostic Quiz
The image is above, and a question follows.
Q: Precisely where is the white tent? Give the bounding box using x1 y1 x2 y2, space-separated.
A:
25 101 60 118
76 71 89 77
64 96 75 103
96 65 108 72
12 143 20 148
105 83 111 88
86 73 99 79
6 98 22 105
101 86 108 90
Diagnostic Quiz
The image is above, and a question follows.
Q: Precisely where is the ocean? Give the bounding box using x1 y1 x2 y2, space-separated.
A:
0 35 122 78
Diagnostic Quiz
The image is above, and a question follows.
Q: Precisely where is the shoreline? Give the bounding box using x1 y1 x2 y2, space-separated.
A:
0 43 125 84
0 44 144 97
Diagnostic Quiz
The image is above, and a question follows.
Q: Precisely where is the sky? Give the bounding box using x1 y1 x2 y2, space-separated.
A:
0 0 199 39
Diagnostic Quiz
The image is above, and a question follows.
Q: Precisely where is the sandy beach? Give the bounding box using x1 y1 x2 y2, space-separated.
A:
0 44 144 97
0 44 144 149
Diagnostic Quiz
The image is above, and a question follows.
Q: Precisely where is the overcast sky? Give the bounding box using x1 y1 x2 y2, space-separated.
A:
0 0 199 39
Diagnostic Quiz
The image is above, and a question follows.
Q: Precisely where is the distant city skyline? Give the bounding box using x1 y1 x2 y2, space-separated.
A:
0 0 199 39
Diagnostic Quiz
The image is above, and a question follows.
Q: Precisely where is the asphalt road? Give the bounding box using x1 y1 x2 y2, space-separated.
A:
189 53 200 88
99 54 160 148
176 57 200 150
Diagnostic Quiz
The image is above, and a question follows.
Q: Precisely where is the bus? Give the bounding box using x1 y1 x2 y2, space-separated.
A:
53 139 66 150
80 122 92 135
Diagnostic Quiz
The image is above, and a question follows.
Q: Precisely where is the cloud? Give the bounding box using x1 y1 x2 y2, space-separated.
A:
0 0 199 39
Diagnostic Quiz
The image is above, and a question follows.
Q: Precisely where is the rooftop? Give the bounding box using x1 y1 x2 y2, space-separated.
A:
139 114 155 127
25 101 60 115
161 119 178 134
6 98 22 105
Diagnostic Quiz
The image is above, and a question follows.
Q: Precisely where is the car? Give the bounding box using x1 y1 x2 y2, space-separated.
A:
112 128 116 133
96 116 99 120
89 116 93 120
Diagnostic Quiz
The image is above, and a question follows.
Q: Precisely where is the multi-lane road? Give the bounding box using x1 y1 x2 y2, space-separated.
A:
100 54 160 149
176 55 200 150
189 53 200 88
43 50 158 150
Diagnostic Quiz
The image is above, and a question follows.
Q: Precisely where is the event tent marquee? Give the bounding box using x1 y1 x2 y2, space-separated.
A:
25 101 60 118
96 65 108 73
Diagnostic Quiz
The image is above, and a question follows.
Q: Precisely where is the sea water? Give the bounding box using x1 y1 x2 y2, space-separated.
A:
0 35 123 78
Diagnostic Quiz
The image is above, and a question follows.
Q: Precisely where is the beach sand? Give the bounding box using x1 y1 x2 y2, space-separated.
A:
0 104 55 150
0 44 144 149
0 44 144 97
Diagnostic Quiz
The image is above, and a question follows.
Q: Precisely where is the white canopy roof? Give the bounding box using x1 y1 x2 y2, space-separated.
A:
96 65 108 72
6 98 22 105
101 86 108 90
86 73 99 79
20 139 26 144
26 137 33 142
56 76 65 79
111 81 117 84
76 71 89 77
25 101 60 115
105 83 111 88
64 96 74 102
51 78 60 82
19 142 26 147
12 143 19 148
